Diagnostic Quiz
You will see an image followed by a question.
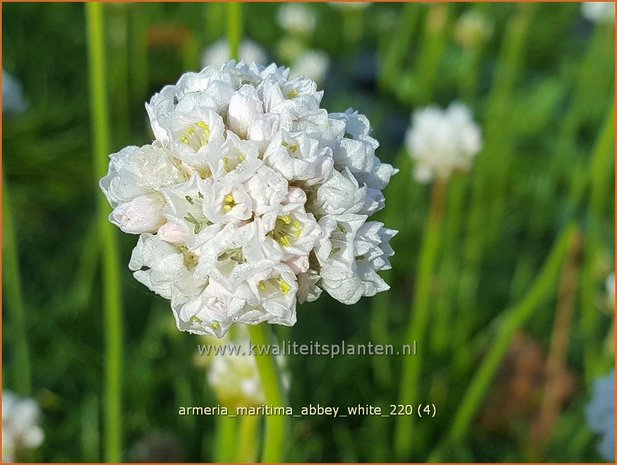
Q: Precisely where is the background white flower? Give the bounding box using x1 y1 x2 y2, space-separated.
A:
2 391 44 463
405 102 482 183
200 39 268 69
101 60 396 338
290 50 330 84
606 271 615 306
277 3 317 37
2 70 27 114
454 11 494 48
582 2 615 25
585 370 615 461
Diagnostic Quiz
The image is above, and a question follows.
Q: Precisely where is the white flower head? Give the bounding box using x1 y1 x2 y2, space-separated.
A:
201 39 268 69
607 271 615 306
2 70 27 114
586 370 615 461
405 102 482 183
277 3 317 36
101 60 397 337
582 2 615 25
454 10 494 48
2 391 44 463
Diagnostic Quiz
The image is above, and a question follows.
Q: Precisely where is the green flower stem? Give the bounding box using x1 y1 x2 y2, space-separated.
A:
394 179 448 460
416 3 449 104
248 324 286 462
71 218 100 311
227 2 243 61
580 104 615 382
530 23 613 239
129 6 149 108
235 414 261 462
2 177 32 395
458 5 491 103
86 3 124 462
214 415 237 462
460 3 534 321
483 4 533 233
431 176 466 355
368 289 392 388
204 3 226 42
379 3 418 92
109 5 130 146
447 223 577 444
587 104 615 228
342 9 364 47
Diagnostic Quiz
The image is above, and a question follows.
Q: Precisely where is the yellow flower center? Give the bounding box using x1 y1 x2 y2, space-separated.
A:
178 245 199 270
268 215 302 247
180 121 211 150
258 275 292 295
222 194 237 213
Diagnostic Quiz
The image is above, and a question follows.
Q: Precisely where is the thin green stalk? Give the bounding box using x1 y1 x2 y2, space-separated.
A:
86 3 123 462
458 4 492 103
416 3 449 104
81 394 101 462
588 104 615 222
129 6 149 111
342 8 364 47
227 2 242 61
235 414 260 462
483 3 534 240
369 289 392 388
532 22 613 236
181 32 200 72
214 416 237 462
70 217 100 312
580 104 615 382
460 3 534 320
248 324 286 462
379 3 418 92
205 3 226 42
2 178 32 395
447 224 577 444
394 180 448 460
109 5 130 146
431 176 467 355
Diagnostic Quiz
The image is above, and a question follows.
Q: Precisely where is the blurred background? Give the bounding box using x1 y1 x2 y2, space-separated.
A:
2 2 615 462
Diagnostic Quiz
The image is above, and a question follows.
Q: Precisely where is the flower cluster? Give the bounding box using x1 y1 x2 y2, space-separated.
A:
101 61 396 338
606 271 615 307
2 391 44 463
277 3 316 37
405 102 482 183
2 70 28 114
454 11 494 49
276 4 330 84
581 2 615 25
586 370 615 461
201 39 267 69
